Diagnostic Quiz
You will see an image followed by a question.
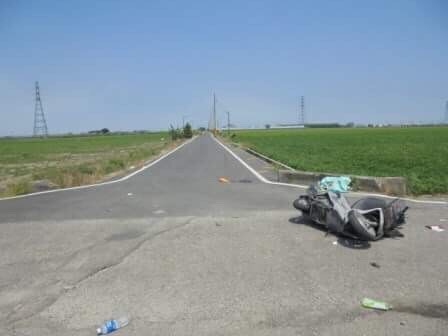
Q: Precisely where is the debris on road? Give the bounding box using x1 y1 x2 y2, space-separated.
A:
440 219 447 222
332 241 338 246
370 262 380 268
218 176 229 183
238 178 252 183
97 316 129 335
318 176 351 193
127 192 133 196
425 225 445 232
362 298 391 311
153 209 166 215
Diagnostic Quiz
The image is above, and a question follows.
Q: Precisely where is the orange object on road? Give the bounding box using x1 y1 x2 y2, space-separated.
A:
218 177 229 183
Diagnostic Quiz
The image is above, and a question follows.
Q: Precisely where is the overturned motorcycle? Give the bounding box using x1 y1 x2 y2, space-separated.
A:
293 186 409 241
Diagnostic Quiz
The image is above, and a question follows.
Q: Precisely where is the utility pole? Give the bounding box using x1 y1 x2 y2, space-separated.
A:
299 96 305 126
33 81 48 137
226 111 230 136
182 115 188 128
213 92 217 134
445 100 448 124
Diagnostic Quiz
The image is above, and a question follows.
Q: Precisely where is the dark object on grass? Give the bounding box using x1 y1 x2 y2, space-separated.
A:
293 185 408 241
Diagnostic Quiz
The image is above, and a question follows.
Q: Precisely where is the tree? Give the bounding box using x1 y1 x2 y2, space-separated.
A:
169 125 181 140
183 122 193 138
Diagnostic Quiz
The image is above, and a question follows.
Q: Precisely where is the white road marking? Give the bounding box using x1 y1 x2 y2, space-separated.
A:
0 137 197 201
212 136 448 206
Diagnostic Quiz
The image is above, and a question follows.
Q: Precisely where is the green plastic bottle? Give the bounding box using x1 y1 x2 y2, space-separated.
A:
361 298 391 311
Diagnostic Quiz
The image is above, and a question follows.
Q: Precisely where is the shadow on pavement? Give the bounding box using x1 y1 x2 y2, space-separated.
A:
289 215 371 250
289 215 328 233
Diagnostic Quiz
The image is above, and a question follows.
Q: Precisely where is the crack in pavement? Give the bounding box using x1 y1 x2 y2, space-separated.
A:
3 217 196 328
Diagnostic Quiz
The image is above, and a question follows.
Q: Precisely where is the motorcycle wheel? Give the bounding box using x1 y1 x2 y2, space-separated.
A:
348 210 382 241
293 197 311 213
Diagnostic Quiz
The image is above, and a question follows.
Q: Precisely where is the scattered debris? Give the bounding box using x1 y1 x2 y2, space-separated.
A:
426 225 444 232
127 192 133 196
97 316 129 335
370 262 380 268
362 298 391 311
332 241 338 246
218 177 229 183
400 321 406 326
153 209 165 215
215 222 222 227
129 165 135 170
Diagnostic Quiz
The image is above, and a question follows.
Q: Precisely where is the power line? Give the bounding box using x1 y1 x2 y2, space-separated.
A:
33 81 48 137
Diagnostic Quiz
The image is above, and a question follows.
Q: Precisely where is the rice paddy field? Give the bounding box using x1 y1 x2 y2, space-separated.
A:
231 127 448 195
0 132 171 197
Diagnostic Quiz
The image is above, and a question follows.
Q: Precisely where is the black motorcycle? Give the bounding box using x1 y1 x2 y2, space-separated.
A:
293 186 408 241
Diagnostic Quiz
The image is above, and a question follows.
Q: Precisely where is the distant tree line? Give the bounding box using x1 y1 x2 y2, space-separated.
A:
169 122 193 140
88 128 110 135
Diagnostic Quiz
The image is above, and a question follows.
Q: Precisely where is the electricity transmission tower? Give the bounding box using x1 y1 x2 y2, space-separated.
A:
33 81 48 137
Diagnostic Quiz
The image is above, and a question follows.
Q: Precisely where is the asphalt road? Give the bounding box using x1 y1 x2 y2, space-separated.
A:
1 133 447 336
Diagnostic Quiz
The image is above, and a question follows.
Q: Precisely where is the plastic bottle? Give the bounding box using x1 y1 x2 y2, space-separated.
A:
97 316 129 335
361 298 391 311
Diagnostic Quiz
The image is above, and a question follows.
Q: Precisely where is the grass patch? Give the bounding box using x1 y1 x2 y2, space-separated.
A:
0 132 168 164
231 127 448 195
0 132 172 196
103 159 126 174
5 179 32 196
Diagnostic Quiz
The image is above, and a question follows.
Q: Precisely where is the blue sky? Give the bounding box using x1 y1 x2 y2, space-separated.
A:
1 0 447 135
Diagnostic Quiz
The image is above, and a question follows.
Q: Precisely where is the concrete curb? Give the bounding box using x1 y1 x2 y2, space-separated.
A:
278 170 407 196
244 148 295 171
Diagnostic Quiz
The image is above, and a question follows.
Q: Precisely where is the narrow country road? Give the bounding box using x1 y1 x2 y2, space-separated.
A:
1 134 447 336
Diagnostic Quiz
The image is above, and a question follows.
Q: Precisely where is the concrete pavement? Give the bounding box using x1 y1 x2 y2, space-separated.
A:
1 134 447 335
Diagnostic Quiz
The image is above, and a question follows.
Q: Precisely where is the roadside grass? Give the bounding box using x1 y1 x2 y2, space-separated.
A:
5 179 32 196
0 132 171 197
229 127 448 195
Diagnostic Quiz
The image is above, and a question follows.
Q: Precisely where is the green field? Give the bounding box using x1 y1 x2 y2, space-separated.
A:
231 127 448 195
0 132 170 197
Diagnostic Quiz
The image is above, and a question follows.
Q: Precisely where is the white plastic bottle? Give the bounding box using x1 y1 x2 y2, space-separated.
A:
97 316 129 335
